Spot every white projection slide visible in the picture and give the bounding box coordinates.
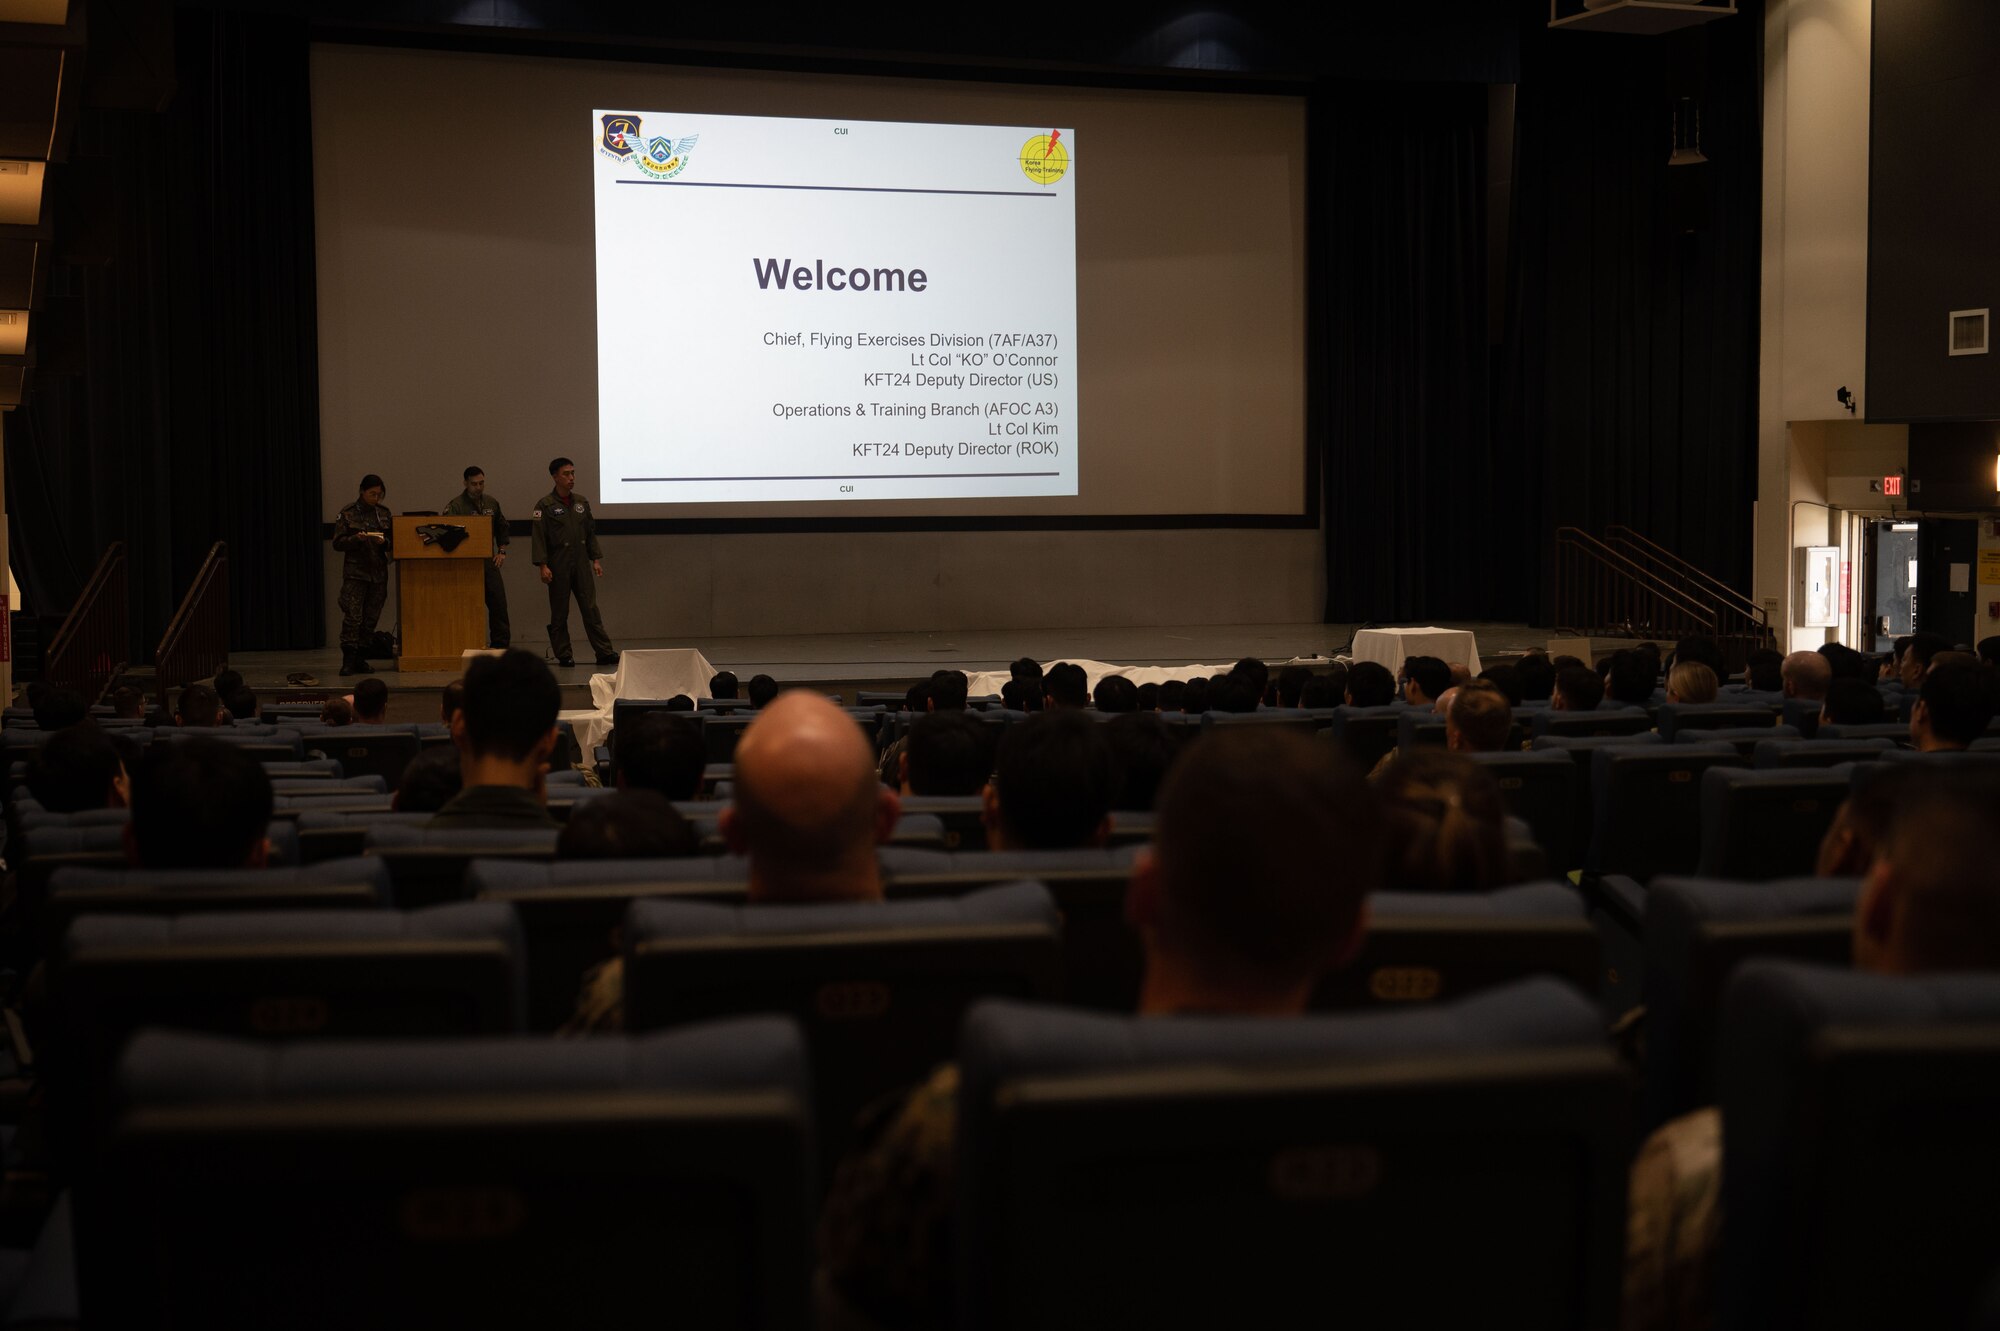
[591,110,1078,505]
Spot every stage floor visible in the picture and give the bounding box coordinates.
[228,620,1564,697]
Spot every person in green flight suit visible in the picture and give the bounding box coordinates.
[530,456,618,669]
[331,473,394,676]
[443,465,511,649]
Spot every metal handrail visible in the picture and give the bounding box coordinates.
[154,541,231,702]
[1554,527,1719,644]
[42,543,130,704]
[1605,525,1767,627]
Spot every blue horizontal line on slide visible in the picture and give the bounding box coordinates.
[617,180,1055,198]
[622,472,1062,481]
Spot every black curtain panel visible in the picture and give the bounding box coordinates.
[1318,81,1502,624]
[1496,1,1764,620]
[7,6,323,651]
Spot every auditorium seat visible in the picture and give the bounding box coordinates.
[1529,707,1653,740]
[622,882,1060,1164]
[19,821,302,914]
[363,825,559,908]
[469,857,753,1029]
[1695,766,1850,879]
[698,714,756,764]
[43,854,388,948]
[1327,705,1403,770]
[1396,708,1446,751]
[293,810,430,861]
[1469,750,1578,871]
[1779,696,1823,736]
[894,795,985,851]
[881,846,1143,1008]
[272,791,396,815]
[1104,809,1154,848]
[1313,883,1599,1010]
[294,724,421,786]
[1502,816,1550,883]
[51,902,527,1146]
[1640,877,1858,1128]
[1753,737,1894,769]
[1586,742,1745,881]
[1201,709,1326,737]
[1718,963,2000,1331]
[1654,704,1778,742]
[259,758,346,780]
[1870,746,2000,773]
[81,1020,815,1328]
[152,729,305,762]
[1673,724,1801,759]
[269,775,387,796]
[1813,721,1909,743]
[954,980,1629,1329]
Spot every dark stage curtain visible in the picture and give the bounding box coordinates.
[1496,3,1764,619]
[8,6,324,653]
[1317,82,1499,624]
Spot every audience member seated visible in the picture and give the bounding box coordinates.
[747,673,779,709]
[1135,681,1160,711]
[1672,636,1724,675]
[1477,663,1525,707]
[213,668,244,700]
[1156,679,1186,713]
[999,679,1039,712]
[126,737,273,870]
[1008,657,1043,696]
[928,670,968,712]
[26,725,130,813]
[1105,711,1177,810]
[1606,651,1658,707]
[566,691,901,1033]
[428,649,562,830]
[351,677,389,724]
[1665,661,1719,706]
[615,712,706,801]
[1552,665,1607,712]
[1551,654,1586,672]
[1181,678,1211,715]
[1346,661,1397,708]
[1516,652,1556,703]
[1447,661,1473,689]
[1881,636,1912,683]
[1444,681,1512,753]
[1042,662,1090,710]
[391,745,464,814]
[983,710,1112,850]
[1814,765,1918,878]
[1779,650,1832,704]
[1092,675,1139,714]
[820,726,1384,1328]
[1820,677,1886,727]
[1979,635,2000,670]
[709,670,740,700]
[1910,662,1998,753]
[174,683,225,729]
[665,694,694,712]
[1400,656,1451,708]
[1275,665,1312,708]
[318,697,355,727]
[900,712,994,798]
[1625,768,2000,1330]
[224,685,258,725]
[557,789,696,859]
[721,691,900,902]
[1300,673,1342,709]
[1899,631,1952,688]
[1375,749,1508,893]
[1741,649,1784,694]
[108,685,146,721]
[440,678,465,725]
[1211,675,1260,713]
[1817,641,1869,682]
[1232,657,1270,701]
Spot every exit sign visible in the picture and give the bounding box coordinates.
[1883,475,1903,496]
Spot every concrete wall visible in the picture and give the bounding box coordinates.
[324,525,1326,650]
[1757,0,1876,642]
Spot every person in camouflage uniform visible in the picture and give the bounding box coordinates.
[443,465,511,648]
[531,456,616,668]
[331,473,393,676]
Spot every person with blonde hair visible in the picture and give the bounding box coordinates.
[1375,749,1509,893]
[1665,660,1718,705]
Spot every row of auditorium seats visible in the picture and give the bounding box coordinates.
[31,949,2000,1328]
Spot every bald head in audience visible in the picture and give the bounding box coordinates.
[721,691,900,903]
[1444,682,1512,753]
[1780,650,1832,702]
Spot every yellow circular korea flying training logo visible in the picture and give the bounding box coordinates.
[1019,131,1069,185]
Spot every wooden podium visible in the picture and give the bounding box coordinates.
[394,515,493,672]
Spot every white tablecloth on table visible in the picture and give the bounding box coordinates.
[1347,627,1482,676]
[559,647,717,754]
[965,659,1241,698]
